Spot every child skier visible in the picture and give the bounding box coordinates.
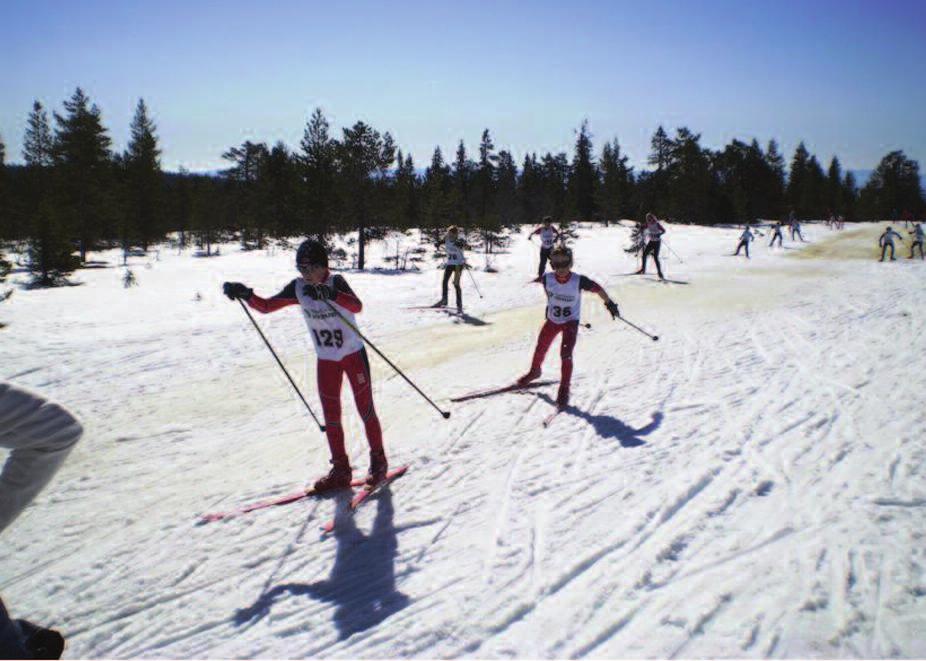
[909,223,924,259]
[879,226,904,261]
[636,213,666,279]
[222,239,388,489]
[516,246,620,409]
[529,216,561,278]
[434,225,466,311]
[734,225,754,258]
[769,221,784,248]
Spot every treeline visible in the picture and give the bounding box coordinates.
[0,87,923,285]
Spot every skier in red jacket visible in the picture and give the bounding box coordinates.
[223,239,387,490]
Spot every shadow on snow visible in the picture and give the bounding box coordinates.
[536,393,662,447]
[234,489,409,640]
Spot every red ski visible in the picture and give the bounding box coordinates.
[450,379,558,403]
[320,465,409,535]
[197,478,368,525]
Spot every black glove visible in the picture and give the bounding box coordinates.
[223,282,253,301]
[303,283,334,301]
[605,300,620,319]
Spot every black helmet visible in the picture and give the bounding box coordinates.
[549,245,573,268]
[296,239,327,269]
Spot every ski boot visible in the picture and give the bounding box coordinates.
[313,458,352,492]
[366,449,388,487]
[516,367,541,387]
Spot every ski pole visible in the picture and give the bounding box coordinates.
[236,299,325,431]
[617,315,659,342]
[465,265,484,299]
[662,239,684,264]
[322,300,451,420]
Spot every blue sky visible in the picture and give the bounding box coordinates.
[2,0,924,173]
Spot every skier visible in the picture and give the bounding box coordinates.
[516,246,620,409]
[909,223,924,259]
[769,221,784,248]
[793,218,806,242]
[788,211,797,240]
[434,225,465,311]
[222,239,388,489]
[734,225,754,258]
[878,226,903,261]
[0,381,81,659]
[528,216,561,279]
[636,213,666,280]
[0,381,83,534]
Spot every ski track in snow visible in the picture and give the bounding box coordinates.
[2,222,926,658]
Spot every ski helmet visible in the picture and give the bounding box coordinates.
[549,245,573,268]
[295,239,328,269]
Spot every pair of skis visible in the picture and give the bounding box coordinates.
[450,378,565,426]
[197,465,409,533]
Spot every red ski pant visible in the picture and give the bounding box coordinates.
[530,319,578,389]
[317,348,384,464]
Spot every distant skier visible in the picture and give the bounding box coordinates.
[769,221,784,248]
[793,219,806,242]
[222,239,389,489]
[517,246,620,409]
[909,223,924,260]
[434,225,465,311]
[788,211,798,240]
[734,226,754,258]
[529,216,561,279]
[636,213,666,280]
[879,226,903,261]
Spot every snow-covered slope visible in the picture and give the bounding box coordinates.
[2,222,924,659]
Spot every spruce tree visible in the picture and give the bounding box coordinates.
[666,127,714,222]
[647,125,672,215]
[473,129,499,248]
[452,140,474,228]
[786,142,810,217]
[53,88,114,263]
[826,156,843,217]
[222,140,269,248]
[422,146,452,244]
[569,120,597,222]
[518,153,544,224]
[24,101,54,167]
[124,99,163,253]
[765,140,786,217]
[597,139,634,224]
[842,171,858,220]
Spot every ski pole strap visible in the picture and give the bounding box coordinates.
[617,315,659,342]
[322,300,451,420]
[237,299,326,431]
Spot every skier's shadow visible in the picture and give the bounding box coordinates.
[445,310,490,326]
[537,394,662,447]
[234,490,409,639]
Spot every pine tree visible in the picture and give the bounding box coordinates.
[472,129,499,248]
[803,155,827,219]
[24,101,54,167]
[786,142,810,217]
[53,87,114,263]
[765,140,786,217]
[299,107,338,238]
[826,156,843,217]
[335,121,395,269]
[422,146,452,243]
[859,151,924,220]
[123,99,163,253]
[597,139,634,224]
[222,140,269,248]
[569,120,597,222]
[666,127,714,222]
[647,125,672,215]
[518,153,544,224]
[451,140,474,228]
[842,171,858,220]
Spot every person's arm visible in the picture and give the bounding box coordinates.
[331,275,363,313]
[247,280,299,313]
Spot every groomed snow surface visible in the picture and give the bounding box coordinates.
[2,221,925,659]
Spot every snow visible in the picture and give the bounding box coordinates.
[2,221,925,659]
